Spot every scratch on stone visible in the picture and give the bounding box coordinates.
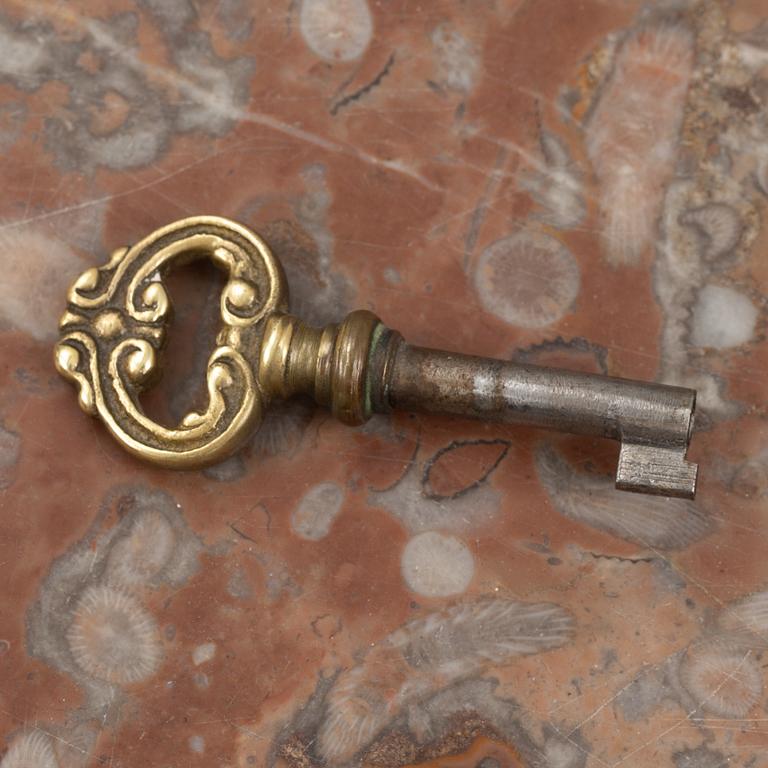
[18,1,441,194]
[463,146,508,270]
[0,147,237,233]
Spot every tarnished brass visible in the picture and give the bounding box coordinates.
[55,216,287,468]
[56,216,699,497]
[258,310,381,424]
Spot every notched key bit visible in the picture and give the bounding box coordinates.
[55,216,698,498]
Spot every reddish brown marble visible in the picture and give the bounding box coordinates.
[1,1,768,767]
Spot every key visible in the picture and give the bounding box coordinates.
[55,216,698,498]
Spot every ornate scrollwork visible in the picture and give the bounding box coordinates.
[55,216,288,467]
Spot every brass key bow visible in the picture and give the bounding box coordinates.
[55,216,698,498]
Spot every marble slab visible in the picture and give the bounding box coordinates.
[1,1,768,766]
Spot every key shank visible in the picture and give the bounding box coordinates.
[371,338,698,498]
[256,312,698,499]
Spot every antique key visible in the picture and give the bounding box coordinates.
[55,216,698,498]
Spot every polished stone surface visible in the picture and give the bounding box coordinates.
[1,1,768,766]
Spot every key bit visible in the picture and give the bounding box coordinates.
[55,216,698,498]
